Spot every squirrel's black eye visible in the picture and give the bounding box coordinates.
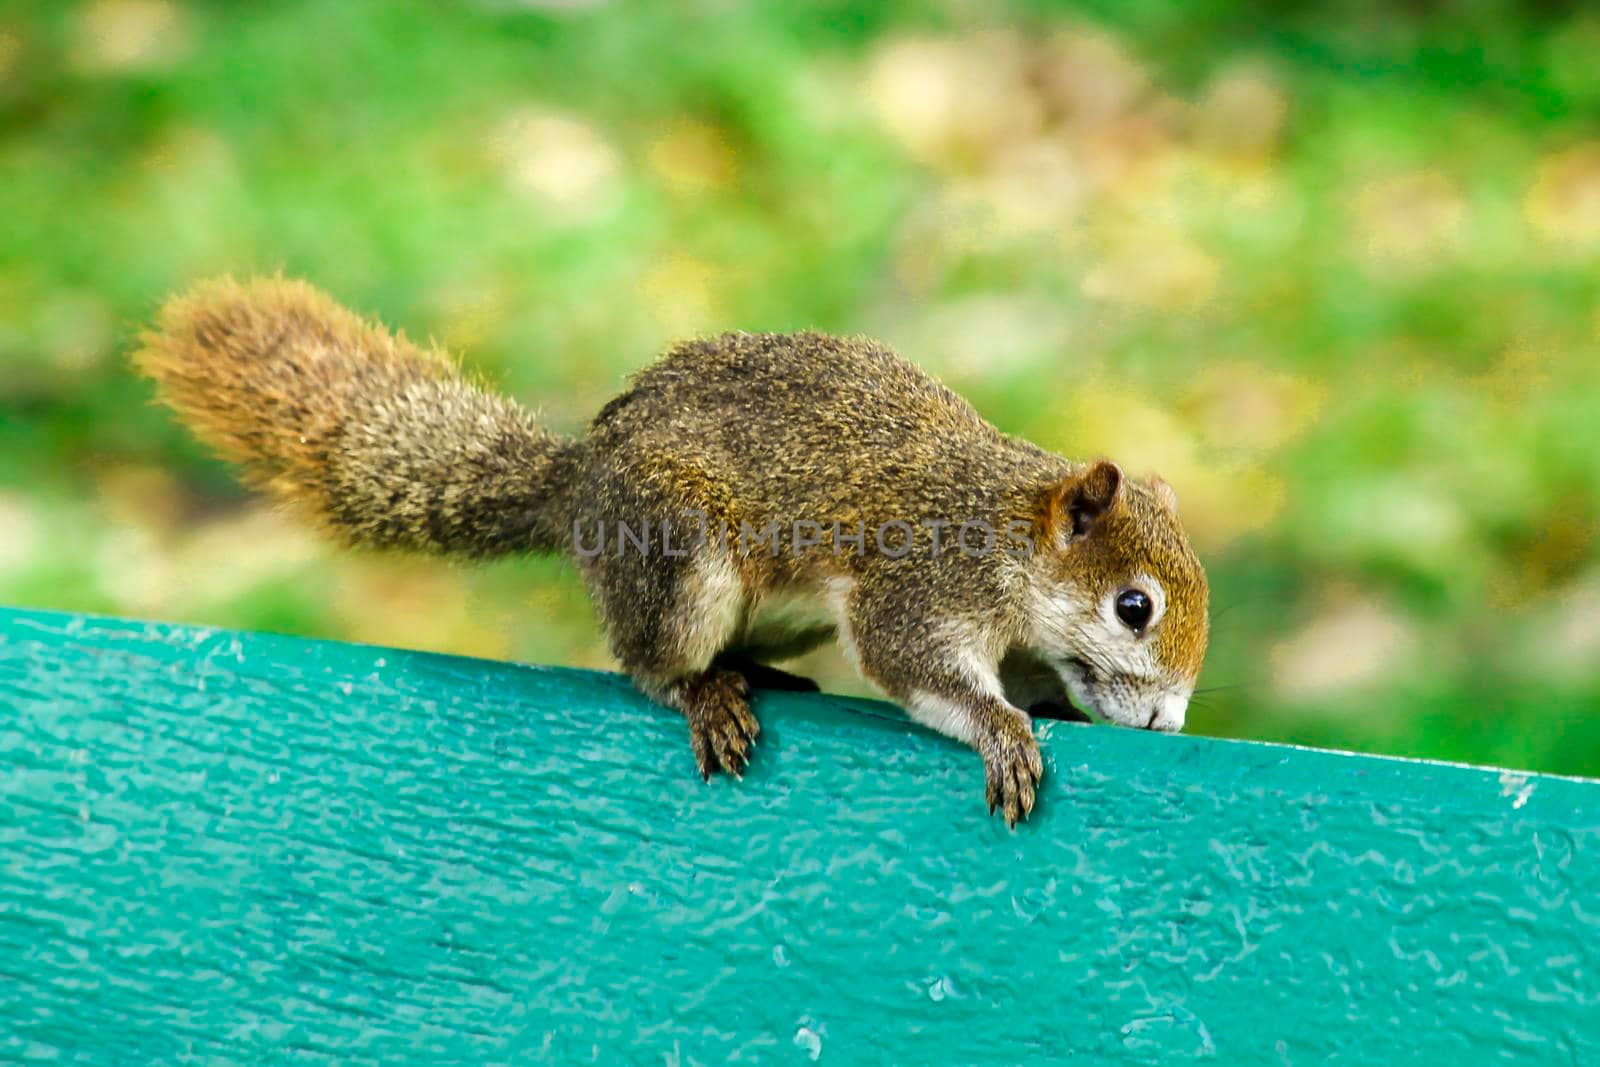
[1115,589,1152,632]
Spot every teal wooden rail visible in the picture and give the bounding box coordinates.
[3,606,1597,1064]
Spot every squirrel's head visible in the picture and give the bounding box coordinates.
[1022,460,1208,732]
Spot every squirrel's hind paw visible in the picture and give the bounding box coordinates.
[682,668,762,780]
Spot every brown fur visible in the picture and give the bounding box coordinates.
[135,277,1210,826]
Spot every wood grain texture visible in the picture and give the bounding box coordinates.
[2,606,1597,1064]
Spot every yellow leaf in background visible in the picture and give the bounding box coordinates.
[863,33,1042,171]
[140,125,235,179]
[961,138,1088,239]
[647,120,737,197]
[1081,230,1219,309]
[1034,27,1150,130]
[639,254,722,340]
[1183,362,1325,453]
[335,558,509,661]
[95,524,174,616]
[430,276,513,356]
[96,465,187,536]
[0,28,20,83]
[1073,114,1179,198]
[1474,347,1556,404]
[1270,589,1422,703]
[180,507,324,606]
[36,290,115,374]
[888,293,1076,381]
[1353,170,1465,271]
[0,491,42,578]
[1193,61,1288,162]
[92,470,326,612]
[73,0,188,75]
[488,108,622,222]
[1527,143,1600,245]
[1510,577,1600,683]
[1487,511,1599,609]
[1031,381,1283,552]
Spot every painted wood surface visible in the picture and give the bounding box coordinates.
[3,607,1596,1064]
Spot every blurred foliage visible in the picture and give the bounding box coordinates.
[3,0,1599,775]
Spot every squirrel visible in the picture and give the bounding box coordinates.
[134,277,1209,826]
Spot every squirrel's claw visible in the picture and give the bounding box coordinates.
[691,728,717,782]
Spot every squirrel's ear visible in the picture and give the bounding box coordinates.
[1040,460,1123,544]
[1151,475,1179,513]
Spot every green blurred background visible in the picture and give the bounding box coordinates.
[3,0,1599,775]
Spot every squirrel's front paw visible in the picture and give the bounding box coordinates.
[682,668,762,780]
[980,712,1044,827]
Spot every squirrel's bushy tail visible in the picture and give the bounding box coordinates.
[134,277,578,557]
